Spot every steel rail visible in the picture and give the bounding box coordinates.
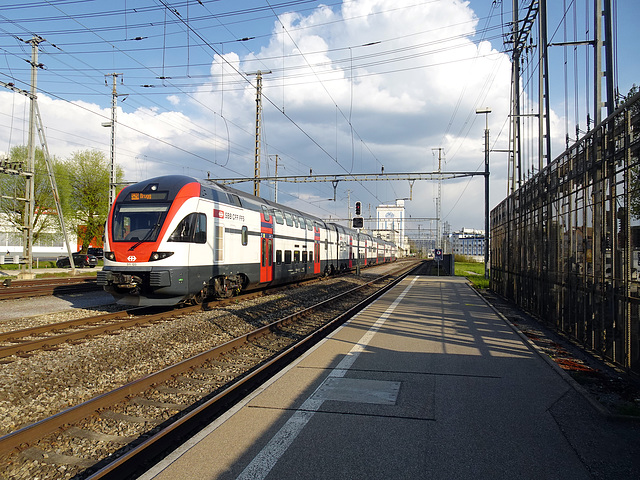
[0,271,345,359]
[0,309,177,359]
[86,264,417,479]
[0,263,416,461]
[0,308,145,343]
[0,278,100,300]
[0,277,96,288]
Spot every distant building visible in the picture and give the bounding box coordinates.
[375,200,405,250]
[0,212,91,261]
[450,227,485,261]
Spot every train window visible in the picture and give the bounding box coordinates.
[241,226,248,246]
[168,213,207,244]
[276,250,282,265]
[306,219,313,231]
[284,212,294,227]
[194,214,207,243]
[298,216,305,229]
[309,251,313,263]
[325,238,328,250]
[284,250,292,264]
[261,206,270,222]
[228,194,242,207]
[294,250,300,263]
[293,216,299,228]
[302,251,307,263]
[214,226,224,261]
[272,209,284,225]
[113,204,169,242]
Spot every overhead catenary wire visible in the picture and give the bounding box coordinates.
[2,0,356,214]
[0,0,500,232]
[4,0,609,234]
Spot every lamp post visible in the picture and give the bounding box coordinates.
[476,108,491,280]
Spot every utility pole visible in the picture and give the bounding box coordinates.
[270,154,279,203]
[538,0,551,170]
[511,0,522,190]
[34,101,76,275]
[432,148,444,250]
[602,0,615,114]
[593,0,603,126]
[246,70,271,197]
[21,36,44,279]
[103,73,123,212]
[20,36,76,277]
[476,108,491,280]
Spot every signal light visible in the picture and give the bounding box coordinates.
[355,201,361,216]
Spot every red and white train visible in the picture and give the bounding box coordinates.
[98,175,397,306]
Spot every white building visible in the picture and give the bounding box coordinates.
[450,227,485,261]
[375,200,405,250]
[0,212,78,261]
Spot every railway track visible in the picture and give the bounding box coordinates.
[0,273,343,361]
[0,277,100,300]
[0,261,419,479]
[0,307,167,360]
[0,263,395,360]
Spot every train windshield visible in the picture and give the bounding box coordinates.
[112,204,170,242]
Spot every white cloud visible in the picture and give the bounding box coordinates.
[0,0,517,231]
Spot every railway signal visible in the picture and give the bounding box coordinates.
[353,201,363,228]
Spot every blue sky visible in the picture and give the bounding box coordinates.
[1,0,638,234]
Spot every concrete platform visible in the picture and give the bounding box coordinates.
[140,276,632,480]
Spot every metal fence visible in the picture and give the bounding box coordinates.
[491,94,640,375]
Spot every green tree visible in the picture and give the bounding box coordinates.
[65,150,123,251]
[0,145,67,245]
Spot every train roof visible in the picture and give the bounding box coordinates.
[120,175,395,246]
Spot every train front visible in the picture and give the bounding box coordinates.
[97,175,200,306]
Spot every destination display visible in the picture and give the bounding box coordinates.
[128,191,168,201]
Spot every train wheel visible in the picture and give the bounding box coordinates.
[191,288,206,305]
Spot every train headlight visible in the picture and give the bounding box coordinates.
[149,251,174,262]
[104,251,116,261]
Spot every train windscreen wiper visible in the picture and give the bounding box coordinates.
[128,223,160,251]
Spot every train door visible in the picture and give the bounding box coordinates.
[363,238,368,266]
[314,223,321,274]
[260,206,273,283]
[178,202,213,291]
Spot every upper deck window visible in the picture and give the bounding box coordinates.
[272,209,284,225]
[261,206,270,222]
[228,194,242,207]
[284,212,294,227]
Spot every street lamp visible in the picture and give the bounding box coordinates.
[476,107,491,280]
